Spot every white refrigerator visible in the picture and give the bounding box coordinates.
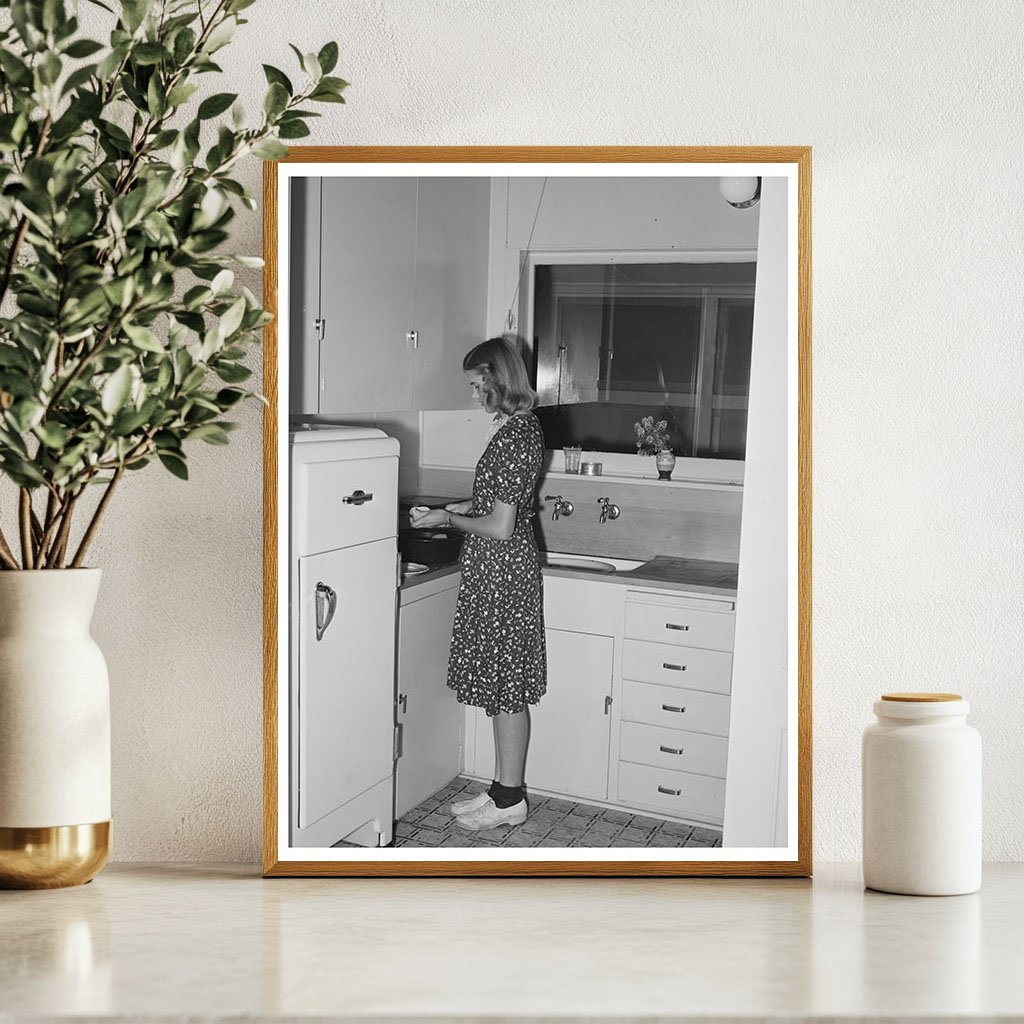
[289,426,399,848]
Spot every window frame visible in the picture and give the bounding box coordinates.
[521,249,757,479]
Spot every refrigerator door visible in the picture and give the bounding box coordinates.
[297,538,397,831]
[293,454,398,558]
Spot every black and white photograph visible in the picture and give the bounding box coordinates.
[265,150,810,875]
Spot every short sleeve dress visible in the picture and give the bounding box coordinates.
[447,412,547,717]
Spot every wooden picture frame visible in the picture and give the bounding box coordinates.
[262,147,812,877]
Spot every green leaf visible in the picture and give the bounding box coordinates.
[123,321,164,353]
[198,91,237,119]
[38,51,63,86]
[112,405,151,435]
[213,362,251,383]
[264,82,289,118]
[217,296,246,339]
[147,74,166,118]
[319,75,349,92]
[277,120,310,140]
[262,64,293,94]
[34,421,71,449]
[166,82,199,107]
[203,15,236,53]
[158,451,188,479]
[173,26,196,65]
[0,50,33,87]
[63,38,104,58]
[309,87,346,104]
[317,41,339,75]
[132,42,169,66]
[300,51,321,81]
[226,0,257,11]
[189,423,230,445]
[101,365,133,415]
[9,399,46,432]
[250,138,288,160]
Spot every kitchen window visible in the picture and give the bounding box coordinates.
[525,256,756,459]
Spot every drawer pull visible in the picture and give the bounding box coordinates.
[661,703,687,714]
[342,489,373,505]
[662,662,686,672]
[659,744,684,755]
[657,785,682,796]
[666,623,690,631]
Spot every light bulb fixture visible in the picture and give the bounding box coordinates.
[719,176,761,209]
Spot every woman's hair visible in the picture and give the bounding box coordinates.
[462,337,537,415]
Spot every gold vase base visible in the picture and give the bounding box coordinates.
[0,821,111,889]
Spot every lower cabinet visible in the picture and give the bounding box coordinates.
[463,575,737,829]
[472,628,613,802]
[395,575,463,819]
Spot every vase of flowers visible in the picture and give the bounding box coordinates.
[634,415,675,479]
[0,0,345,887]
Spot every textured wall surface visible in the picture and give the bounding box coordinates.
[18,1,1021,862]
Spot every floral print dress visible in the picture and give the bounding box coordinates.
[447,412,547,717]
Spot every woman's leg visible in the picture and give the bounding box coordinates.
[492,709,530,787]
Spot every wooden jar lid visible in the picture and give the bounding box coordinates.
[881,692,962,702]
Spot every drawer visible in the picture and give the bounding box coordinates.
[619,721,729,778]
[294,455,397,556]
[617,761,726,824]
[622,639,732,694]
[620,679,730,736]
[624,598,735,652]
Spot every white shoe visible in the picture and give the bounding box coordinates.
[456,799,528,831]
[449,791,493,816]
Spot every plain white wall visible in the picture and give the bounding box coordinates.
[22,0,1020,862]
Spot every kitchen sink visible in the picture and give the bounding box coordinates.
[540,554,617,574]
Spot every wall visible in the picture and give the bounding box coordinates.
[21,1,1020,863]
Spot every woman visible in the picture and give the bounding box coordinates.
[409,337,546,831]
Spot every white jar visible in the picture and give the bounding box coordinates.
[862,693,981,895]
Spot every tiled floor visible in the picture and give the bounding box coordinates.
[391,775,723,849]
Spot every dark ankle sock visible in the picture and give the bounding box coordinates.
[489,783,524,809]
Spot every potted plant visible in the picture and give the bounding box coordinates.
[0,0,345,888]
[633,414,675,479]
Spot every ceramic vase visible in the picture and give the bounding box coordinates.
[655,450,676,480]
[0,569,111,888]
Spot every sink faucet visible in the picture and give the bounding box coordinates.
[544,494,574,521]
[597,496,620,524]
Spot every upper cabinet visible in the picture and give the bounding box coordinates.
[290,176,490,416]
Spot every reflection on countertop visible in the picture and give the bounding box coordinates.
[400,554,738,600]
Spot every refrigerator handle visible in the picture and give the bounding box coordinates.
[315,581,337,641]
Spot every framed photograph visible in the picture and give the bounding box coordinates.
[262,147,811,877]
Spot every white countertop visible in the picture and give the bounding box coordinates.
[2,863,1021,1019]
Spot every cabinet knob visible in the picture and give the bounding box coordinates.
[657,785,682,797]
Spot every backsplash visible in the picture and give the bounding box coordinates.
[417,467,742,563]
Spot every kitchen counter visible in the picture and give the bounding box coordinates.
[2,862,1020,1019]
[403,554,739,600]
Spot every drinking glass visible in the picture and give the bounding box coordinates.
[563,446,582,473]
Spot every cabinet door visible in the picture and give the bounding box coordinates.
[411,177,490,410]
[319,177,416,414]
[396,583,462,818]
[471,628,613,803]
[296,540,397,829]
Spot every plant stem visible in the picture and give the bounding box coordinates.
[0,527,20,570]
[18,489,34,570]
[70,466,124,568]
[45,493,78,569]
